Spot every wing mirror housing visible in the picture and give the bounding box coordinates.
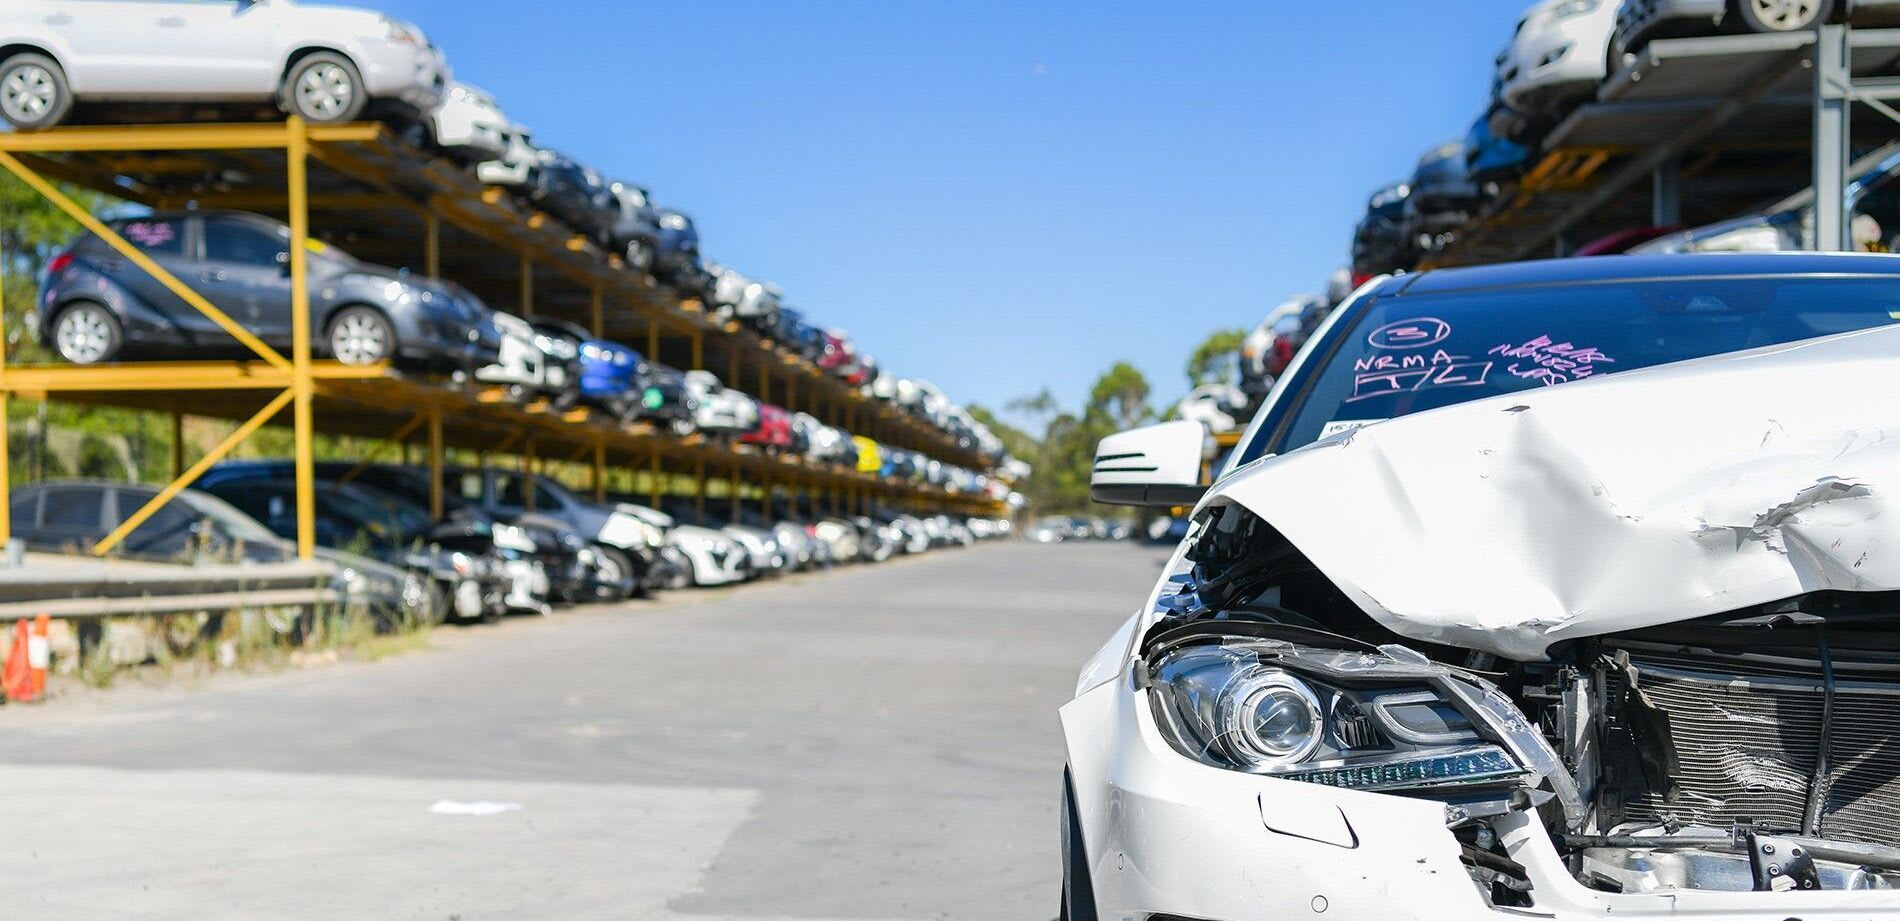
[1090,420,1208,508]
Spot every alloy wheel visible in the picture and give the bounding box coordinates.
[330,312,389,364]
[1,64,54,124]
[1748,0,1821,29]
[296,63,356,119]
[55,305,115,364]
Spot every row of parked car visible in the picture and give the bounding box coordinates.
[1348,0,1900,279]
[33,211,1006,502]
[7,466,1015,629]
[0,0,1019,476]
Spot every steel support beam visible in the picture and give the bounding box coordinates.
[94,389,293,556]
[428,409,444,519]
[425,212,440,279]
[288,116,316,560]
[520,253,534,317]
[1652,158,1681,226]
[1815,22,1851,252]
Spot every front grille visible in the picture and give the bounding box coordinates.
[1612,652,1900,848]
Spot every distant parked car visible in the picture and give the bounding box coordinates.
[528,149,615,244]
[38,211,494,370]
[1239,294,1329,405]
[447,468,659,600]
[198,476,519,620]
[1351,182,1415,283]
[475,124,539,187]
[1495,0,1621,135]
[532,320,642,421]
[474,309,557,401]
[652,209,703,291]
[636,361,696,435]
[771,306,826,363]
[606,181,661,272]
[426,82,507,163]
[853,436,882,474]
[1572,224,1687,255]
[6,480,432,625]
[1406,140,1483,242]
[0,1,449,129]
[1634,146,1900,254]
[741,402,794,452]
[1465,103,1532,185]
[1615,0,1900,58]
[1173,383,1251,435]
[683,371,758,437]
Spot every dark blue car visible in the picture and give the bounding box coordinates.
[652,208,702,292]
[532,320,642,420]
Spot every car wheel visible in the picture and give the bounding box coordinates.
[670,416,696,437]
[591,545,634,602]
[1060,771,1099,921]
[52,302,122,365]
[1736,0,1834,32]
[281,52,368,123]
[666,555,695,590]
[326,306,396,365]
[0,53,73,130]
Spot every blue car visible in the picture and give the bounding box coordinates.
[1466,104,1529,186]
[531,319,643,421]
[653,208,703,292]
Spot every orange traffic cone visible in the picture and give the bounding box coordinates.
[3,620,33,702]
[2,616,48,703]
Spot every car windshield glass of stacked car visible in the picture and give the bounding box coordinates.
[1259,277,1900,458]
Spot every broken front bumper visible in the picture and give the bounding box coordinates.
[1058,673,1900,921]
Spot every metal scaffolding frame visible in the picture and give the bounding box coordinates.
[1430,25,1900,267]
[0,121,1001,560]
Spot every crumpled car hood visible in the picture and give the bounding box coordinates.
[1215,325,1900,661]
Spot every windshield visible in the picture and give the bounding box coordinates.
[1239,275,1900,464]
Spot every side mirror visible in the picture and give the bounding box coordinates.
[1090,420,1208,508]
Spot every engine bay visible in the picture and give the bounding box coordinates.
[1145,501,1900,902]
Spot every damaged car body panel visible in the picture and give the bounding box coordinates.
[1063,254,1900,921]
[1216,323,1900,661]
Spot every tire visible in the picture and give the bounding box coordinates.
[326,306,396,365]
[590,545,635,602]
[0,53,73,129]
[670,416,696,438]
[1060,771,1099,921]
[1735,0,1834,32]
[672,555,697,589]
[280,52,368,123]
[52,302,122,365]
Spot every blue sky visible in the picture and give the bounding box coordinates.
[373,0,1529,429]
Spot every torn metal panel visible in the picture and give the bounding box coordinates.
[1214,325,1900,661]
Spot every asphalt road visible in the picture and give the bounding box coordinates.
[0,539,1165,921]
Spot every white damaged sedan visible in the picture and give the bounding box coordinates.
[1065,253,1900,920]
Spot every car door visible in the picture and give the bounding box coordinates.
[30,484,107,551]
[42,0,274,97]
[199,214,294,345]
[144,0,280,96]
[98,215,207,338]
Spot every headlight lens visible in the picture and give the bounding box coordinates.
[1551,0,1600,17]
[1148,642,1525,792]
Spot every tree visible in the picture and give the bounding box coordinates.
[1086,361,1153,431]
[1185,328,1246,387]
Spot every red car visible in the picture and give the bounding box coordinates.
[741,402,794,451]
[817,329,857,375]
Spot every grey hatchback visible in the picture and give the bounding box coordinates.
[37,210,498,371]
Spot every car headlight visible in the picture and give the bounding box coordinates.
[1551,0,1600,17]
[491,523,536,553]
[599,512,646,549]
[450,551,477,577]
[383,17,426,46]
[1147,641,1525,792]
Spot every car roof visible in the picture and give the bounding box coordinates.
[1385,252,1900,297]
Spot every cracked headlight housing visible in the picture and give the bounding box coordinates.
[1148,642,1525,792]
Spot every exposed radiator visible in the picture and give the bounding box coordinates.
[1609,651,1900,849]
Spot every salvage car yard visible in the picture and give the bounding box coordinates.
[10,1,1900,919]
